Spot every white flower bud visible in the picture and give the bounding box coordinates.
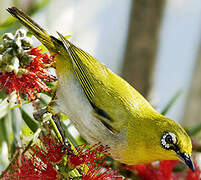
[14,38,22,49]
[7,65,14,72]
[15,29,27,38]
[11,56,19,74]
[3,40,12,49]
[17,68,29,77]
[2,48,13,62]
[21,54,32,65]
[0,44,4,54]
[21,37,33,49]
[0,55,3,66]
[2,33,14,41]
[16,47,24,58]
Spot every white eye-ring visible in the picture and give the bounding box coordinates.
[161,132,177,149]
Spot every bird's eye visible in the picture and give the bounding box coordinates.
[165,134,173,144]
[161,132,177,150]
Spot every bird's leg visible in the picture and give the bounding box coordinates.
[33,91,57,121]
[33,107,48,121]
[48,93,72,152]
[51,114,71,152]
[33,92,71,151]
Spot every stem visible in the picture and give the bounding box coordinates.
[49,116,64,144]
[9,100,30,110]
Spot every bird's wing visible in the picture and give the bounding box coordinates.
[57,32,116,132]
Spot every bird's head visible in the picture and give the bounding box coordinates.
[122,111,194,172]
[155,114,194,171]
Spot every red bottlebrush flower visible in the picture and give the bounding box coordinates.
[158,160,179,179]
[6,154,39,179]
[133,160,179,180]
[0,31,57,103]
[30,132,67,164]
[67,143,122,179]
[68,143,108,169]
[186,161,201,180]
[5,153,59,180]
[0,47,56,103]
[82,160,122,180]
[5,132,66,179]
[127,159,201,180]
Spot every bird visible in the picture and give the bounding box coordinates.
[7,7,194,171]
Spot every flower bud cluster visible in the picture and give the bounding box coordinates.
[0,29,56,103]
[0,29,33,76]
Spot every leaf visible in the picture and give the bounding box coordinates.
[61,121,78,147]
[39,96,48,106]
[21,125,34,137]
[0,16,16,29]
[10,109,20,156]
[188,123,201,136]
[64,35,72,39]
[19,107,39,133]
[0,89,7,100]
[37,43,48,52]
[0,115,9,145]
[0,98,9,119]
[161,90,181,115]
[9,100,30,111]
[76,136,87,145]
[27,0,52,15]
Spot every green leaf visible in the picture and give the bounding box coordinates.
[0,16,16,29]
[64,35,72,39]
[0,115,9,145]
[161,90,181,115]
[27,0,52,15]
[0,98,9,119]
[0,89,7,100]
[39,96,48,106]
[19,107,39,133]
[10,109,20,156]
[9,100,31,111]
[21,125,34,137]
[61,121,78,147]
[37,43,48,52]
[76,136,87,145]
[188,123,201,136]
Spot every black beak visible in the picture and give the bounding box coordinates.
[178,152,195,172]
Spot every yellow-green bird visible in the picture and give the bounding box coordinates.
[7,7,194,171]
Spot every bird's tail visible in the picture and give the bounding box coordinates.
[7,7,55,51]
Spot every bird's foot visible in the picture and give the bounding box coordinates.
[33,107,48,121]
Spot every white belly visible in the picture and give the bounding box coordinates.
[55,72,126,157]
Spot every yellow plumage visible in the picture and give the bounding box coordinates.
[7,7,194,171]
